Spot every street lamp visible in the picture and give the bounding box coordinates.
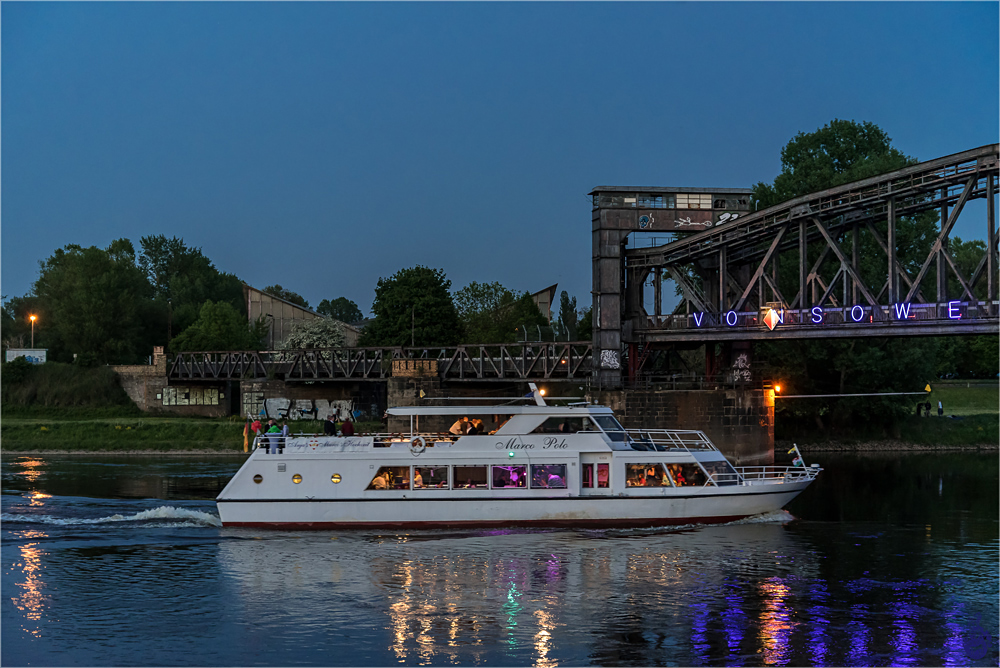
[29,315,37,348]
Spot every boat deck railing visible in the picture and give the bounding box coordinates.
[731,465,822,484]
[625,429,719,453]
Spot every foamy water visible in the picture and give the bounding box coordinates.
[1,505,222,527]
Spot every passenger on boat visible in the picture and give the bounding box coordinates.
[266,420,281,454]
[324,415,337,436]
[371,472,388,489]
[449,417,469,436]
[341,417,355,436]
[413,470,424,488]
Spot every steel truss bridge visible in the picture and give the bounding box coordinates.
[625,144,999,345]
[168,342,594,383]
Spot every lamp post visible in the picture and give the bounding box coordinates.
[29,315,37,348]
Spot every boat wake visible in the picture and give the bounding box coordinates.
[1,506,223,528]
[731,509,796,524]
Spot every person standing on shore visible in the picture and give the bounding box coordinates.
[938,401,944,417]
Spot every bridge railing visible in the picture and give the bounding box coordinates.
[168,342,594,382]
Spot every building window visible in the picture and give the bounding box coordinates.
[677,193,713,210]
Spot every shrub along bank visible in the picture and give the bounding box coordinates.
[0,415,385,453]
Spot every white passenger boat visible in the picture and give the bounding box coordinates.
[217,388,820,529]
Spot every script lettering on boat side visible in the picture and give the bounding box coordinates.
[495,436,569,450]
[541,437,569,449]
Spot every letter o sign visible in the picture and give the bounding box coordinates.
[850,305,864,322]
[725,311,738,327]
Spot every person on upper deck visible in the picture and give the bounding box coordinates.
[341,417,355,436]
[324,414,337,435]
[449,417,469,436]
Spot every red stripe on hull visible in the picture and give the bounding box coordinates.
[221,515,752,530]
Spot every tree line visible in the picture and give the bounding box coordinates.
[1,236,592,365]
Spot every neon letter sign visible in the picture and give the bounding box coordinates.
[850,305,864,322]
[892,303,912,319]
[693,312,704,327]
[810,306,823,324]
[725,310,738,326]
[948,301,962,319]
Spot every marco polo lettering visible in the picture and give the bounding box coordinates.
[496,438,534,450]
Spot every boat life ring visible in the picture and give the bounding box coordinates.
[409,436,427,456]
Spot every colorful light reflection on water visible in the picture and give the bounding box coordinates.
[1,453,997,667]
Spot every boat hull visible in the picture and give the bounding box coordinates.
[217,483,809,529]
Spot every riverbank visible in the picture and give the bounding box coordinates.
[0,412,384,453]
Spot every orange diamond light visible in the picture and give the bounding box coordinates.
[763,308,780,331]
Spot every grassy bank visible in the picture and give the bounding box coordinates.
[925,383,998,416]
[0,413,385,453]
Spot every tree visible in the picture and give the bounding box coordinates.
[263,285,309,309]
[751,120,915,209]
[453,281,546,344]
[557,291,578,340]
[749,120,946,431]
[280,318,346,349]
[33,240,152,364]
[170,301,267,352]
[577,307,593,340]
[316,297,363,323]
[359,266,462,347]
[138,235,245,341]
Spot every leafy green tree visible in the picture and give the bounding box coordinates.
[749,120,945,432]
[557,291,579,340]
[577,306,593,341]
[263,285,309,309]
[316,297,363,323]
[752,120,915,209]
[138,235,245,340]
[170,301,267,352]
[359,266,461,347]
[33,240,152,364]
[454,281,546,344]
[280,318,346,349]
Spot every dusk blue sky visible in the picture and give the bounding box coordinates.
[3,2,997,317]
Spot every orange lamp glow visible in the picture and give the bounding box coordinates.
[29,315,36,322]
[774,385,781,394]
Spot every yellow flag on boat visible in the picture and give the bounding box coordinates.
[788,447,797,454]
[925,384,932,392]
[243,422,249,453]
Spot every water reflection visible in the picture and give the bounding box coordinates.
[11,531,49,639]
[758,577,791,664]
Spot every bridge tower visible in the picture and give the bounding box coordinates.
[590,186,753,388]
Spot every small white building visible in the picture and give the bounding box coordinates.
[6,348,47,364]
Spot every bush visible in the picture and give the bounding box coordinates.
[3,356,35,383]
[1,362,134,408]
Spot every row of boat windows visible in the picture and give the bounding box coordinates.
[365,460,739,491]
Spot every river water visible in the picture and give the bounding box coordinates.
[2,451,997,667]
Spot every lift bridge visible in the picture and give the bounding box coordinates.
[169,145,997,388]
[592,144,999,386]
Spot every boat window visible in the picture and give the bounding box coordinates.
[625,463,671,487]
[491,465,526,489]
[582,464,594,488]
[699,461,739,486]
[530,417,598,434]
[453,465,488,489]
[593,415,628,442]
[597,463,609,488]
[366,466,411,491]
[665,463,708,487]
[531,464,567,489]
[413,466,449,489]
